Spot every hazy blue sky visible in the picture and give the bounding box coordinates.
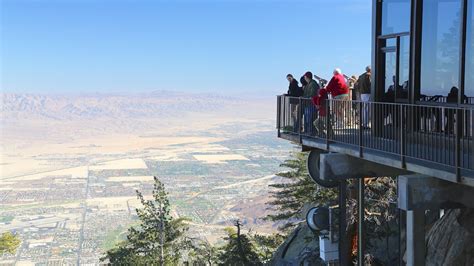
[1,0,372,95]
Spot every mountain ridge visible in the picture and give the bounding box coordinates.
[1,92,254,120]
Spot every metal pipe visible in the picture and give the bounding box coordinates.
[326,99,330,150]
[339,181,349,265]
[456,109,462,181]
[277,96,281,137]
[401,106,406,168]
[359,101,364,157]
[299,97,302,143]
[358,178,365,266]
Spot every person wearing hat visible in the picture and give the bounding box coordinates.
[302,71,320,134]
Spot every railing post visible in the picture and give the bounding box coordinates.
[455,108,462,182]
[282,95,286,135]
[400,105,406,169]
[299,97,302,144]
[359,101,363,158]
[326,99,330,150]
[277,96,281,137]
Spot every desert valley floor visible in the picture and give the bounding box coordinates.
[0,93,293,264]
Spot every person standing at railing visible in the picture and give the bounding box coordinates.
[302,71,320,134]
[299,75,308,131]
[348,75,358,100]
[300,75,308,89]
[445,87,468,134]
[286,74,303,97]
[303,71,320,98]
[326,68,349,126]
[312,87,331,136]
[355,66,372,129]
[286,74,303,132]
[348,75,359,126]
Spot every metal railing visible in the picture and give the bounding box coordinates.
[419,95,474,105]
[277,95,474,180]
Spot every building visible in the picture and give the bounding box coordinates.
[276,0,473,265]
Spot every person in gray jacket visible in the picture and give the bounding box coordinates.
[303,71,320,98]
[302,71,320,134]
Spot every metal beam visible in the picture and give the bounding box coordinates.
[319,153,409,180]
[371,0,382,102]
[301,138,474,186]
[459,0,468,104]
[398,174,474,210]
[456,0,468,181]
[410,0,423,104]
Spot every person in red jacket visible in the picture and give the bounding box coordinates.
[326,68,349,99]
[312,88,331,135]
[326,68,349,126]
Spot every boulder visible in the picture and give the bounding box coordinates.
[269,223,324,266]
[425,208,474,266]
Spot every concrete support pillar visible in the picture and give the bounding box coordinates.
[398,174,474,210]
[398,174,474,266]
[406,210,425,266]
[399,210,406,266]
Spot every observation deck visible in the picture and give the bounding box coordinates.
[276,96,474,186]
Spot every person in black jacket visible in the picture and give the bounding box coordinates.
[286,74,303,97]
[286,74,303,132]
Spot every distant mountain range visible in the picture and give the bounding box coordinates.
[1,91,248,121]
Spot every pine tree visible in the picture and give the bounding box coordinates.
[251,233,285,264]
[266,152,338,231]
[102,176,189,265]
[186,238,219,265]
[217,220,262,266]
[0,232,21,255]
[361,177,398,264]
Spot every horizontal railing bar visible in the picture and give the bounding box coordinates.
[281,95,474,110]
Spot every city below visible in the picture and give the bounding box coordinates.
[0,93,292,264]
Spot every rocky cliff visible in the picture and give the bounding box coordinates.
[426,208,474,266]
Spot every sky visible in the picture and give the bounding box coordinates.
[1,0,372,96]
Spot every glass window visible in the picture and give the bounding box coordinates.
[383,51,397,102]
[466,0,474,104]
[382,0,411,34]
[379,36,410,102]
[398,35,410,100]
[420,0,462,99]
[386,38,397,47]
